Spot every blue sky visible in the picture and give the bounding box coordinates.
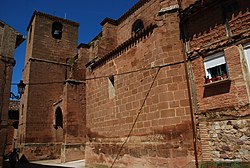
[0,0,138,95]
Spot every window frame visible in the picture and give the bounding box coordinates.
[108,75,115,99]
[243,43,250,73]
[204,52,229,83]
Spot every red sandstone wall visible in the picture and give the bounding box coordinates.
[85,1,195,167]
[116,0,198,45]
[19,12,79,160]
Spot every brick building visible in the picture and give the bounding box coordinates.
[18,0,250,167]
[0,20,25,166]
[182,0,250,166]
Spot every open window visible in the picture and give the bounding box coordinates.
[132,19,144,35]
[204,52,229,83]
[52,22,63,39]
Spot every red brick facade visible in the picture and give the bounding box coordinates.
[18,0,250,167]
[183,0,250,165]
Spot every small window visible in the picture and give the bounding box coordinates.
[52,22,63,39]
[20,134,22,144]
[108,75,115,99]
[29,25,32,43]
[204,52,229,83]
[244,43,250,73]
[21,104,24,116]
[132,19,144,34]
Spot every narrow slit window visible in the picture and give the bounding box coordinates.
[108,75,115,99]
[21,104,24,116]
[29,25,32,43]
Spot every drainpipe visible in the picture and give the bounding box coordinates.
[177,1,199,168]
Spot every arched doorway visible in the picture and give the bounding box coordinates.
[54,107,63,142]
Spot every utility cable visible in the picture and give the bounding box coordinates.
[110,67,161,168]
[11,60,184,86]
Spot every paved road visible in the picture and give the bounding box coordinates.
[3,159,85,168]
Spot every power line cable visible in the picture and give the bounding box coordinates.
[11,60,184,86]
[110,67,161,168]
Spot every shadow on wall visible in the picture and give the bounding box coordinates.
[185,0,250,41]
[203,80,231,97]
[3,154,73,168]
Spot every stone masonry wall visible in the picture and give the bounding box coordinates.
[85,1,196,167]
[19,12,79,161]
[206,119,250,161]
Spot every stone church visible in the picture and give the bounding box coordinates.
[18,0,250,167]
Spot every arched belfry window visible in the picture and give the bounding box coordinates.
[132,19,144,34]
[52,21,63,39]
[54,107,63,129]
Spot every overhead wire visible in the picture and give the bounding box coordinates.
[110,67,161,168]
[11,60,184,86]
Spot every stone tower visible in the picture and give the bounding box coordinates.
[18,11,81,161]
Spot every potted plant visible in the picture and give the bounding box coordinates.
[204,76,210,84]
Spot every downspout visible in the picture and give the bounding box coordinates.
[177,1,199,168]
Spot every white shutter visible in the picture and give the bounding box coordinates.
[244,43,250,73]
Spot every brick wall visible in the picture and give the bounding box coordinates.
[187,0,250,113]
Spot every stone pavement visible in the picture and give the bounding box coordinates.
[3,159,85,168]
